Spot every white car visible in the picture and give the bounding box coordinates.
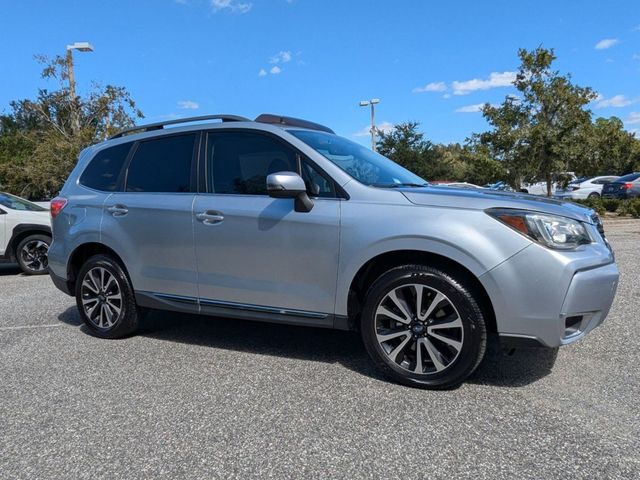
[520,172,577,196]
[0,192,52,274]
[554,176,620,200]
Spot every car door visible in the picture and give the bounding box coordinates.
[100,132,200,300]
[193,130,341,323]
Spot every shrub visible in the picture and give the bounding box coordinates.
[601,198,621,212]
[618,197,640,218]
[575,197,605,215]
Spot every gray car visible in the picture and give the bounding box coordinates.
[48,114,619,389]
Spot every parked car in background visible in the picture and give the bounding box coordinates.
[432,181,484,189]
[0,192,52,274]
[602,173,640,199]
[485,181,514,192]
[554,176,619,200]
[520,172,577,196]
[48,113,618,390]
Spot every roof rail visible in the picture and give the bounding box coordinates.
[255,114,334,134]
[108,114,251,140]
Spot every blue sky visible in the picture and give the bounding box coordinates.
[1,0,639,144]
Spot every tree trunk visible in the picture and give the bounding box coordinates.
[546,174,552,197]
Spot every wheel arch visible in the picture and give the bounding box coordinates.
[8,224,52,262]
[346,250,497,334]
[66,242,131,293]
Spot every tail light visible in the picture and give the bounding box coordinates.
[50,197,68,219]
[623,182,633,190]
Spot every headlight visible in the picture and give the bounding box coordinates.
[486,208,593,250]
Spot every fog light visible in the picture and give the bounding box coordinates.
[564,315,583,337]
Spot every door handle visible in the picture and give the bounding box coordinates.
[196,210,224,225]
[107,205,129,217]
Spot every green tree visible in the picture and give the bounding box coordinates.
[0,55,143,199]
[479,47,597,195]
[376,121,434,179]
[576,117,640,175]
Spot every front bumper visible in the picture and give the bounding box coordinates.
[480,240,619,348]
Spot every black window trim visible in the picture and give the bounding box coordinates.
[120,131,201,194]
[198,128,348,200]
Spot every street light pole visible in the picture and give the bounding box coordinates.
[359,98,380,151]
[65,42,94,134]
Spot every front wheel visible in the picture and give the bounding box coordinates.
[16,234,51,275]
[75,254,139,338]
[360,265,487,389]
[588,192,600,198]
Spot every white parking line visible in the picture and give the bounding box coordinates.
[0,324,63,331]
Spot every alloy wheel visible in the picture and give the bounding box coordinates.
[375,283,464,375]
[80,267,123,329]
[20,240,49,272]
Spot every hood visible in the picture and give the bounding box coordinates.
[400,186,597,224]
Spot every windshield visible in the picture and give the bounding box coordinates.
[289,130,427,187]
[0,192,47,212]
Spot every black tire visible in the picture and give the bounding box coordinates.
[16,234,51,275]
[360,265,487,389]
[588,192,600,198]
[75,254,139,339]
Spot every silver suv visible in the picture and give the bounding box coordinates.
[48,114,619,389]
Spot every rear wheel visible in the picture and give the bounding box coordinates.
[588,192,600,198]
[360,265,487,389]
[16,234,51,275]
[75,254,139,338]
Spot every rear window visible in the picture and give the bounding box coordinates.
[126,134,196,193]
[80,143,132,191]
[616,173,640,182]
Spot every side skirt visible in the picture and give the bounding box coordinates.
[135,291,350,330]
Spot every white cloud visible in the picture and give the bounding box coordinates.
[455,103,488,113]
[625,111,640,125]
[452,71,516,95]
[211,0,252,13]
[177,100,199,109]
[258,68,267,77]
[633,53,640,60]
[270,51,292,64]
[270,65,282,75]
[595,94,634,108]
[595,38,619,50]
[412,81,447,93]
[353,121,394,137]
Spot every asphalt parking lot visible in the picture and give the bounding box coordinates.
[1,220,639,479]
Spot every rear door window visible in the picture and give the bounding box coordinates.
[126,134,197,193]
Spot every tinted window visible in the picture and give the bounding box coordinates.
[80,143,132,191]
[617,173,640,183]
[207,132,297,195]
[126,134,196,193]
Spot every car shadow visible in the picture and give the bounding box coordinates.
[57,306,558,388]
[0,264,22,276]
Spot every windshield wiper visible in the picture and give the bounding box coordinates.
[372,182,429,188]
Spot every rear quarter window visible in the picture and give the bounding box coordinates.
[80,143,132,191]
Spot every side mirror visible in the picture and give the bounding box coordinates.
[266,171,314,213]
